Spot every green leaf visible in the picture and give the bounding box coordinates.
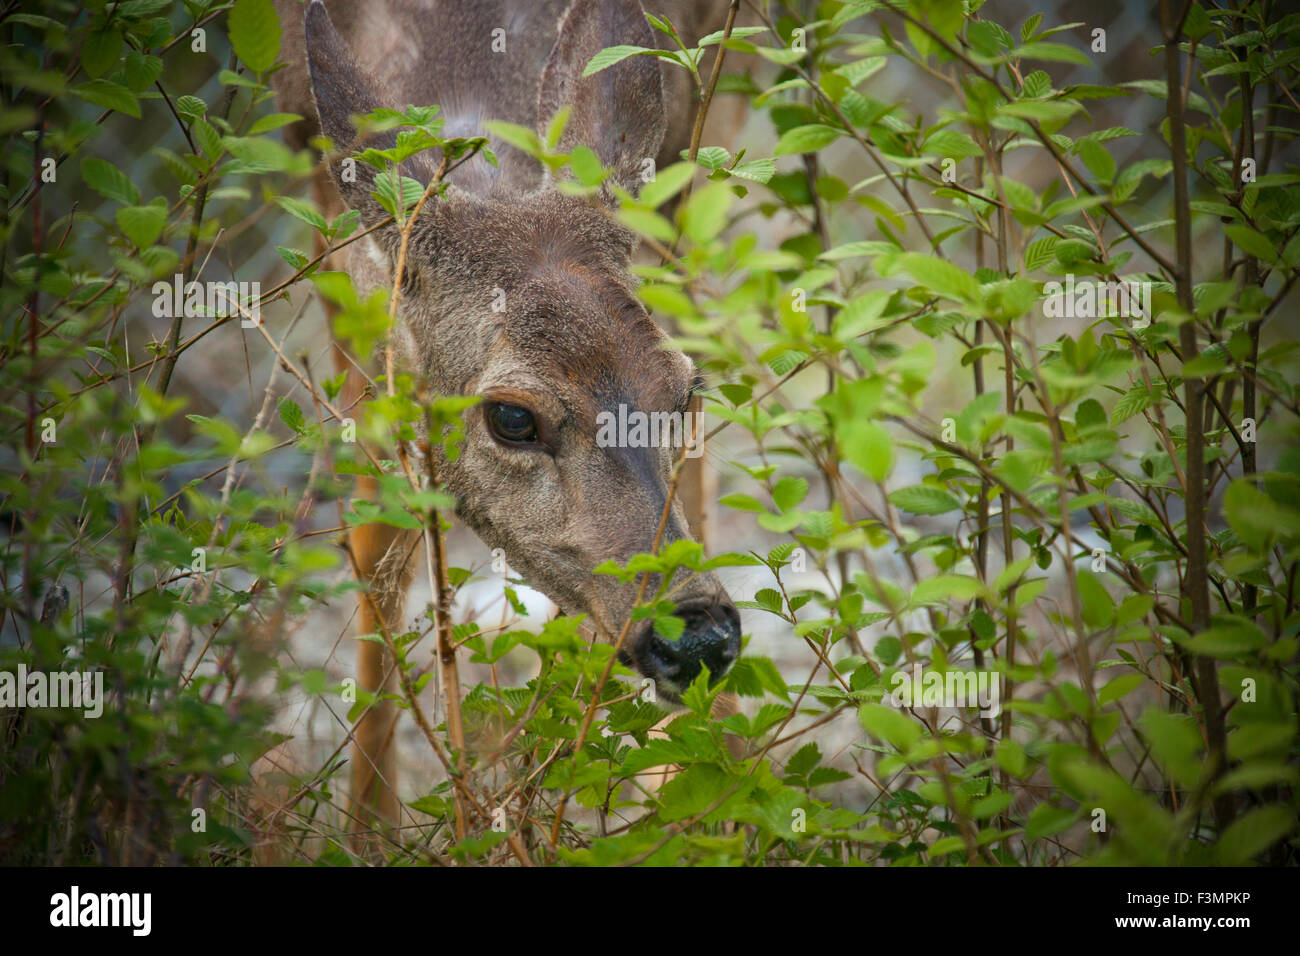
[841,420,893,481]
[222,134,294,173]
[116,202,168,249]
[729,159,775,183]
[229,0,281,73]
[773,124,841,156]
[82,157,140,205]
[889,485,961,515]
[681,182,732,243]
[70,79,140,118]
[996,738,1029,777]
[484,120,542,157]
[582,44,654,77]
[175,95,207,123]
[1216,806,1296,865]
[1025,804,1076,840]
[638,161,695,207]
[193,119,222,160]
[912,574,983,604]
[276,246,308,270]
[1225,480,1300,553]
[996,99,1080,126]
[719,493,766,514]
[1077,139,1115,182]
[886,252,980,304]
[1181,351,1227,379]
[1180,622,1266,659]
[1223,224,1280,264]
[569,145,605,186]
[723,656,790,701]
[772,475,808,512]
[1076,570,1115,628]
[859,703,921,751]
[81,27,123,79]
[1111,386,1156,426]
[924,128,982,158]
[123,52,164,92]
[1138,708,1203,788]
[275,195,328,232]
[1013,41,1090,65]
[1098,672,1144,707]
[278,397,306,434]
[927,836,966,857]
[694,146,730,170]
[653,614,685,642]
[248,112,302,135]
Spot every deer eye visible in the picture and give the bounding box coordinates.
[487,402,539,445]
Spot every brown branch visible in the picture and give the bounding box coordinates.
[1161,0,1231,832]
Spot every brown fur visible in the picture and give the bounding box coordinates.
[274,0,745,840]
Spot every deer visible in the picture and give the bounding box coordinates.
[272,0,746,837]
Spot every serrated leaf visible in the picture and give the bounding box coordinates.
[773,124,840,156]
[116,202,167,249]
[841,419,892,481]
[1077,138,1115,182]
[859,703,921,751]
[729,159,775,183]
[1076,570,1115,628]
[81,27,123,78]
[278,397,306,434]
[1014,41,1090,65]
[175,95,207,123]
[276,195,328,231]
[694,146,730,170]
[1025,236,1059,271]
[123,52,164,92]
[1223,224,1279,264]
[248,112,302,135]
[82,157,140,205]
[887,252,980,303]
[1098,672,1144,706]
[638,161,695,207]
[582,44,654,77]
[772,475,808,512]
[71,79,140,117]
[889,485,961,515]
[1225,480,1300,553]
[229,0,281,73]
[1110,386,1156,426]
[1216,806,1296,865]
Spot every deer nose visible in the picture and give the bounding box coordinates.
[636,599,741,694]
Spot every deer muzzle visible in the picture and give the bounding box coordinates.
[628,597,742,699]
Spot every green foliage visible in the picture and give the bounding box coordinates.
[1,0,1297,867]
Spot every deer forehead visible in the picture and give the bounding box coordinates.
[407,194,691,413]
[503,270,690,406]
[427,190,635,272]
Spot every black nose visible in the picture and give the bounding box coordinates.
[635,599,741,695]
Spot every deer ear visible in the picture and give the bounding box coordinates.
[537,0,666,197]
[304,0,401,224]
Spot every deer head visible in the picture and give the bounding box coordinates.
[303,0,741,699]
